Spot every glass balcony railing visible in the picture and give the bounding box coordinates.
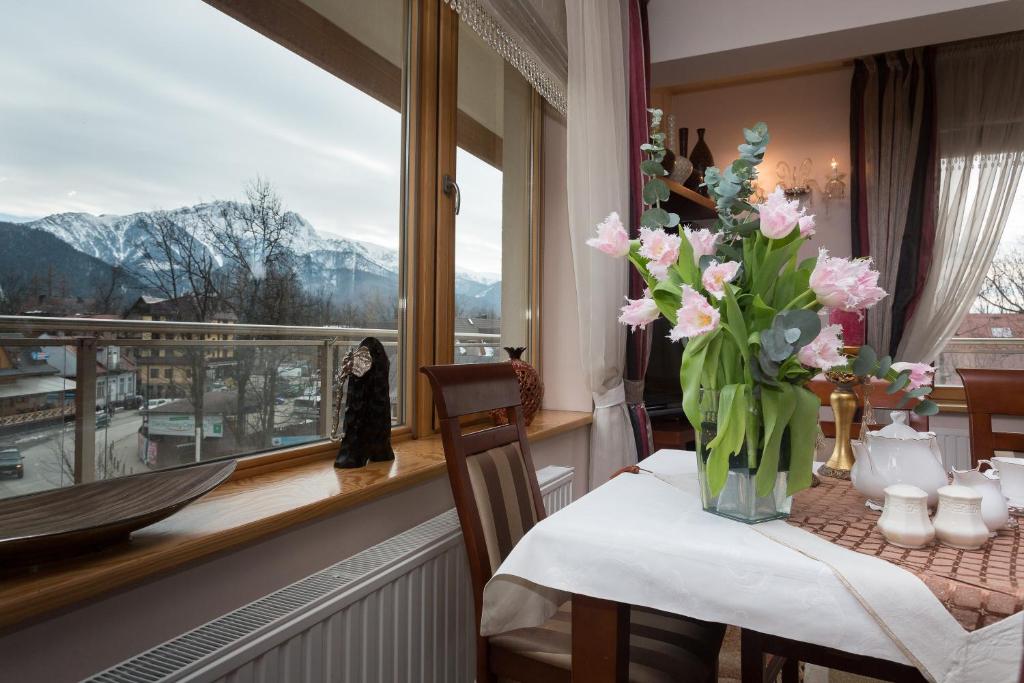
[0,315,411,500]
[935,337,1024,386]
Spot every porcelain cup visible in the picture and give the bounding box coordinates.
[992,456,1024,507]
[877,484,934,548]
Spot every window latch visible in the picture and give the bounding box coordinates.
[443,174,461,216]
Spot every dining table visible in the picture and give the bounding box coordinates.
[479,449,1023,683]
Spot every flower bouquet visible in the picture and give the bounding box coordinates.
[588,110,938,523]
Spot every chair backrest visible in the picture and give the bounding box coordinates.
[958,368,1024,465]
[420,363,547,629]
[810,377,929,437]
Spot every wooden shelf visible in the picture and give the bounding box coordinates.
[0,410,592,631]
[661,176,716,210]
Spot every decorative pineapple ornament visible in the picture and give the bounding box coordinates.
[490,346,544,426]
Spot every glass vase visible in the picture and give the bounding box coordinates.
[696,390,792,524]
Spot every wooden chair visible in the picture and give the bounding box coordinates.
[958,369,1024,467]
[421,363,726,683]
[809,378,929,439]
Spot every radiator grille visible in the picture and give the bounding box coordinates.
[86,465,573,683]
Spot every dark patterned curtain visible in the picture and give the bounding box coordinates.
[625,0,653,459]
[850,48,938,355]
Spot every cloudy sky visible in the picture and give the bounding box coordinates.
[0,0,504,276]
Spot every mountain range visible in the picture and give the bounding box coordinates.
[0,202,501,321]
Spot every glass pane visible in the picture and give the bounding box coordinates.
[0,343,76,499]
[453,23,533,364]
[0,0,408,491]
[938,175,1024,385]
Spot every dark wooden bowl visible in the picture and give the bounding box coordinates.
[0,460,235,565]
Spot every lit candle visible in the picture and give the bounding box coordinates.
[830,157,838,172]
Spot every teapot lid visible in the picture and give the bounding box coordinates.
[868,411,935,441]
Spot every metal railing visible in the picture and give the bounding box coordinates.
[0,315,504,494]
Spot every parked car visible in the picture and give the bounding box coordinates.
[96,411,111,428]
[0,448,24,479]
[145,398,174,412]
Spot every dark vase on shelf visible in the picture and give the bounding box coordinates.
[670,127,693,184]
[489,346,544,426]
[686,128,714,196]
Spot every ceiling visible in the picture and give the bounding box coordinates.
[648,0,1024,86]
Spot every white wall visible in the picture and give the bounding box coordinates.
[668,67,854,260]
[648,0,1007,64]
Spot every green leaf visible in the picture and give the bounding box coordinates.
[852,345,878,376]
[755,384,796,497]
[761,328,792,362]
[680,334,711,436]
[640,159,666,177]
[665,212,681,228]
[877,355,893,378]
[753,240,802,298]
[651,278,682,324]
[786,386,821,495]
[750,295,776,332]
[641,207,670,228]
[674,231,699,287]
[707,384,748,495]
[914,400,940,417]
[775,309,821,349]
[643,178,670,205]
[723,285,751,366]
[886,370,911,393]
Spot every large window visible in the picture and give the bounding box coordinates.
[453,23,537,365]
[0,0,546,500]
[935,177,1024,386]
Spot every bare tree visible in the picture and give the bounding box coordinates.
[0,271,32,314]
[976,243,1024,314]
[91,265,128,315]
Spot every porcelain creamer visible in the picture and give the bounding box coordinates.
[952,461,1009,531]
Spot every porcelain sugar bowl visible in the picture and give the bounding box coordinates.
[877,484,935,549]
[850,412,947,508]
[933,485,990,550]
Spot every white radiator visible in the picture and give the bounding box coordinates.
[86,465,574,683]
[934,427,972,471]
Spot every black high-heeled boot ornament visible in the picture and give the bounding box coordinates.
[331,337,395,468]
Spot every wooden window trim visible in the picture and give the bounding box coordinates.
[192,0,545,440]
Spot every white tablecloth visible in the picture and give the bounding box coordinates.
[481,450,1022,683]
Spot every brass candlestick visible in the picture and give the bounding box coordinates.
[820,378,858,480]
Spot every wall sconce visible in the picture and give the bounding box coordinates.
[823,157,847,215]
[776,159,814,208]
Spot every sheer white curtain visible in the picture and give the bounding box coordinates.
[899,35,1024,362]
[565,0,637,487]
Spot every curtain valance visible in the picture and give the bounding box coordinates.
[442,0,568,115]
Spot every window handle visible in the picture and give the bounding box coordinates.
[443,174,461,216]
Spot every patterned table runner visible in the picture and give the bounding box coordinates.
[787,476,1022,631]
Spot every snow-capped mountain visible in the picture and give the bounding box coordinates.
[17,202,500,315]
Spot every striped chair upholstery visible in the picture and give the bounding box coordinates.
[465,442,540,572]
[490,601,725,683]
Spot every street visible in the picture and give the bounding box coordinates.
[0,410,150,500]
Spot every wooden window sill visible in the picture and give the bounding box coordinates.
[0,410,592,632]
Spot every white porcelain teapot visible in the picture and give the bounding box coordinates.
[850,412,947,508]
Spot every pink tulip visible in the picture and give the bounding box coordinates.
[891,362,935,390]
[586,212,630,257]
[797,324,845,371]
[683,227,720,263]
[798,214,816,237]
[639,227,682,281]
[618,295,660,331]
[757,187,806,239]
[701,260,741,300]
[809,249,887,312]
[669,286,720,341]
